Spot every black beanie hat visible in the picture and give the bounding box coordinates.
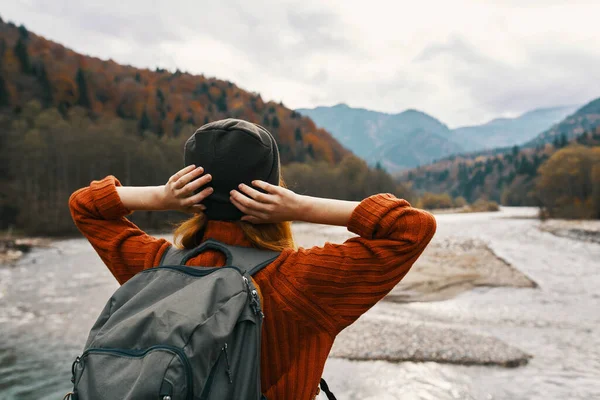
[184,118,280,221]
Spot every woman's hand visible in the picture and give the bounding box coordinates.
[230,181,304,224]
[114,165,212,213]
[231,180,360,226]
[161,165,214,213]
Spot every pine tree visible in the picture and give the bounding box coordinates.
[0,39,6,60]
[0,75,10,107]
[559,133,568,148]
[139,109,151,133]
[307,144,315,159]
[37,62,53,106]
[174,113,183,136]
[294,127,302,142]
[18,25,29,39]
[271,115,280,129]
[76,68,91,108]
[14,37,31,74]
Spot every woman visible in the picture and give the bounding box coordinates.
[69,119,436,399]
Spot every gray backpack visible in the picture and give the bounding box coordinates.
[66,239,279,400]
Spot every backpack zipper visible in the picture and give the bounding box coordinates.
[77,345,193,400]
[222,343,233,384]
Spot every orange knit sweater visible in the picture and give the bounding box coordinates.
[69,176,436,400]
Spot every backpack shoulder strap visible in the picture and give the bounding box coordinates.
[159,239,280,276]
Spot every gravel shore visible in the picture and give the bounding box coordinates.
[292,222,536,368]
[331,316,531,367]
[538,219,600,244]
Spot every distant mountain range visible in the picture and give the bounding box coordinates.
[398,96,600,204]
[297,104,461,171]
[298,103,578,171]
[524,98,600,148]
[453,105,579,151]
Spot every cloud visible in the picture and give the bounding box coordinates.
[3,0,600,126]
[414,35,600,123]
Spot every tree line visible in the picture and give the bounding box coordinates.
[0,101,413,235]
[404,129,600,219]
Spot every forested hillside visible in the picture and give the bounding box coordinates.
[402,127,600,218]
[525,98,600,147]
[0,19,347,164]
[0,19,409,235]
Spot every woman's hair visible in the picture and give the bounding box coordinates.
[173,177,295,252]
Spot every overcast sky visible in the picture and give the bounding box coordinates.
[4,0,600,127]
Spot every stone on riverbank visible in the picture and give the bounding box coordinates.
[0,238,51,264]
[538,219,600,244]
[331,317,531,368]
[385,237,537,303]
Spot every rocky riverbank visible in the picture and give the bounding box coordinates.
[0,238,52,264]
[292,222,537,368]
[331,316,531,367]
[538,219,600,244]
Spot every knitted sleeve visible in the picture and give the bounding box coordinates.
[274,194,436,333]
[68,176,170,284]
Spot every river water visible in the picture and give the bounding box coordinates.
[1,208,598,399]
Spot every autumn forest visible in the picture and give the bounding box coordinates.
[0,19,409,235]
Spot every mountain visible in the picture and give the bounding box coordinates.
[524,98,600,147]
[297,104,463,171]
[452,105,579,152]
[399,97,600,205]
[297,103,579,172]
[0,19,348,165]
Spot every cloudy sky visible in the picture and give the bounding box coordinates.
[4,0,600,127]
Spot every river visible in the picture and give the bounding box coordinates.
[0,207,598,399]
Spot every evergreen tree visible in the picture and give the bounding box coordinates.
[14,37,31,74]
[271,115,280,129]
[511,145,519,157]
[307,143,315,159]
[553,136,560,148]
[174,113,183,136]
[37,62,53,106]
[0,75,9,107]
[262,114,270,127]
[134,72,141,83]
[215,93,228,112]
[18,24,29,39]
[138,109,151,133]
[76,68,91,108]
[559,133,568,148]
[156,88,165,104]
[294,127,302,142]
[0,39,6,60]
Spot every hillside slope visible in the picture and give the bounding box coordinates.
[525,98,600,148]
[401,120,600,206]
[0,19,348,165]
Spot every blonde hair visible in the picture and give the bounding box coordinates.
[173,178,295,252]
